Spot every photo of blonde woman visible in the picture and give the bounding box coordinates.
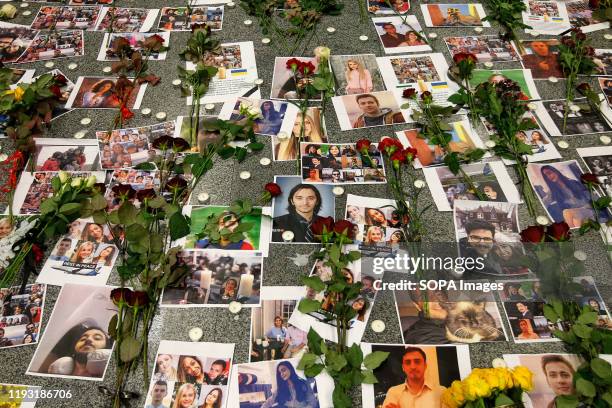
[274,108,326,161]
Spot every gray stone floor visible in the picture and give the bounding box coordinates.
[0,0,611,406]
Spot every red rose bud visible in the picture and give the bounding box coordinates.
[402,88,417,99]
[54,74,68,86]
[92,183,107,194]
[420,91,432,101]
[120,106,134,121]
[152,135,173,150]
[126,290,149,307]
[112,184,136,200]
[110,288,133,306]
[378,137,403,156]
[286,58,302,71]
[453,52,477,64]
[31,244,44,264]
[311,216,334,236]
[403,147,418,161]
[298,61,316,76]
[264,182,282,197]
[166,176,188,191]
[518,93,530,101]
[171,137,190,152]
[356,139,372,154]
[390,150,407,164]
[136,188,156,202]
[49,85,63,99]
[580,173,600,185]
[333,220,355,239]
[546,222,571,241]
[520,225,545,243]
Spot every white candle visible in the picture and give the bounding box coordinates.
[238,273,254,298]
[200,269,212,289]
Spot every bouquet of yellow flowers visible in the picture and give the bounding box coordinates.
[442,366,533,408]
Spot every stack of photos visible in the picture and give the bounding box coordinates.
[249,286,308,362]
[94,7,159,32]
[103,169,162,210]
[37,218,119,286]
[220,97,298,138]
[372,16,431,54]
[97,32,170,61]
[329,54,386,96]
[161,251,263,306]
[521,0,571,34]
[97,121,175,169]
[270,56,323,100]
[394,280,508,344]
[158,6,224,31]
[185,41,259,104]
[26,283,116,380]
[360,344,471,407]
[594,49,612,75]
[16,30,84,63]
[480,112,562,164]
[566,0,610,32]
[444,35,520,63]
[332,90,408,130]
[0,22,38,64]
[229,358,333,408]
[396,119,487,168]
[146,341,234,408]
[533,98,612,136]
[527,160,611,228]
[577,145,612,197]
[271,176,335,243]
[367,0,410,14]
[30,138,100,171]
[421,4,490,27]
[177,205,272,256]
[299,142,387,184]
[504,354,612,408]
[376,53,455,103]
[468,68,541,99]
[289,246,377,345]
[600,77,612,105]
[0,384,42,407]
[0,284,46,349]
[345,194,407,252]
[454,200,527,276]
[11,170,107,215]
[519,39,563,79]
[65,76,147,109]
[272,107,328,161]
[424,161,521,211]
[30,6,102,30]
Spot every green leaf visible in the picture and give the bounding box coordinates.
[297,353,318,370]
[91,194,108,211]
[125,223,148,242]
[577,311,598,325]
[307,328,323,355]
[363,351,389,370]
[107,314,118,340]
[361,369,378,384]
[39,198,58,215]
[169,212,191,240]
[298,298,322,314]
[346,343,363,369]
[555,395,580,408]
[575,377,596,397]
[332,386,351,408]
[591,357,612,379]
[543,304,559,323]
[58,202,82,215]
[304,363,325,377]
[302,275,326,292]
[119,336,142,363]
[325,351,347,371]
[133,162,157,170]
[572,323,593,339]
[494,393,515,406]
[118,202,138,225]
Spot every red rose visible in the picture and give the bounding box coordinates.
[112,184,136,200]
[420,91,432,101]
[333,220,355,239]
[580,173,600,185]
[589,0,599,8]
[390,150,407,164]
[120,106,134,121]
[298,61,316,76]
[356,139,371,154]
[49,85,63,99]
[311,216,334,236]
[453,52,477,64]
[378,137,403,156]
[546,222,571,241]
[31,244,44,264]
[166,177,188,191]
[152,135,174,150]
[171,137,190,152]
[136,188,156,202]
[402,88,417,99]
[520,225,545,243]
[110,288,133,306]
[286,58,302,71]
[402,147,418,161]
[54,74,68,86]
[125,290,149,307]
[264,182,282,197]
[93,183,106,194]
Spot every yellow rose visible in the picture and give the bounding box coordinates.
[512,366,534,391]
[441,388,459,408]
[496,368,515,390]
[449,380,466,405]
[482,370,502,390]
[463,375,491,400]
[4,86,25,102]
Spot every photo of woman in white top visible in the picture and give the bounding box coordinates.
[345,59,373,94]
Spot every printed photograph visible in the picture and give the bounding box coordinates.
[103,169,162,211]
[566,0,609,32]
[520,39,563,79]
[538,98,612,136]
[444,35,520,63]
[16,30,84,63]
[600,77,612,105]
[174,115,226,154]
[372,16,431,54]
[0,284,46,350]
[98,32,170,61]
[522,0,571,35]
[469,68,541,99]
[0,384,42,407]
[94,7,158,32]
[272,107,327,161]
[367,0,410,14]
[270,57,321,100]
[223,97,298,138]
[329,54,385,95]
[30,6,102,30]
[33,139,100,171]
[66,76,146,109]
[0,23,38,64]
[421,4,489,27]
[158,6,224,31]
[593,49,612,75]
[577,145,612,198]
[332,90,407,130]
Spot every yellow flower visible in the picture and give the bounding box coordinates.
[512,366,534,391]
[4,86,25,102]
[482,370,502,390]
[441,388,459,408]
[463,375,491,400]
[496,367,515,390]
[450,380,466,405]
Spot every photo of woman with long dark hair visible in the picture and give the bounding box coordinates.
[177,355,207,383]
[81,79,119,108]
[261,361,318,408]
[256,101,283,136]
[199,387,223,408]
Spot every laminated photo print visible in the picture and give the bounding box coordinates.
[329,54,386,96]
[0,283,46,350]
[270,56,323,100]
[444,35,520,63]
[394,280,508,344]
[527,160,611,228]
[30,6,102,30]
[566,0,610,32]
[0,22,39,64]
[600,77,612,106]
[468,68,541,99]
[396,118,487,168]
[299,142,387,184]
[480,112,561,164]
[220,97,298,138]
[423,161,521,211]
[503,353,612,408]
[521,0,571,35]
[0,384,42,407]
[361,343,471,408]
[519,39,563,79]
[146,341,234,408]
[98,31,170,61]
[36,218,119,286]
[332,90,408,130]
[577,145,612,197]
[421,4,490,27]
[30,138,100,172]
[593,49,612,76]
[289,246,377,345]
[161,250,263,307]
[158,6,224,31]
[454,200,528,277]
[271,175,335,243]
[372,16,431,54]
[16,29,84,63]
[249,286,308,363]
[65,76,147,110]
[228,358,334,408]
[272,107,328,161]
[174,115,246,153]
[177,205,272,256]
[368,0,410,14]
[185,41,259,104]
[26,283,117,380]
[94,7,159,32]
[103,169,162,211]
[533,98,612,136]
[11,171,107,215]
